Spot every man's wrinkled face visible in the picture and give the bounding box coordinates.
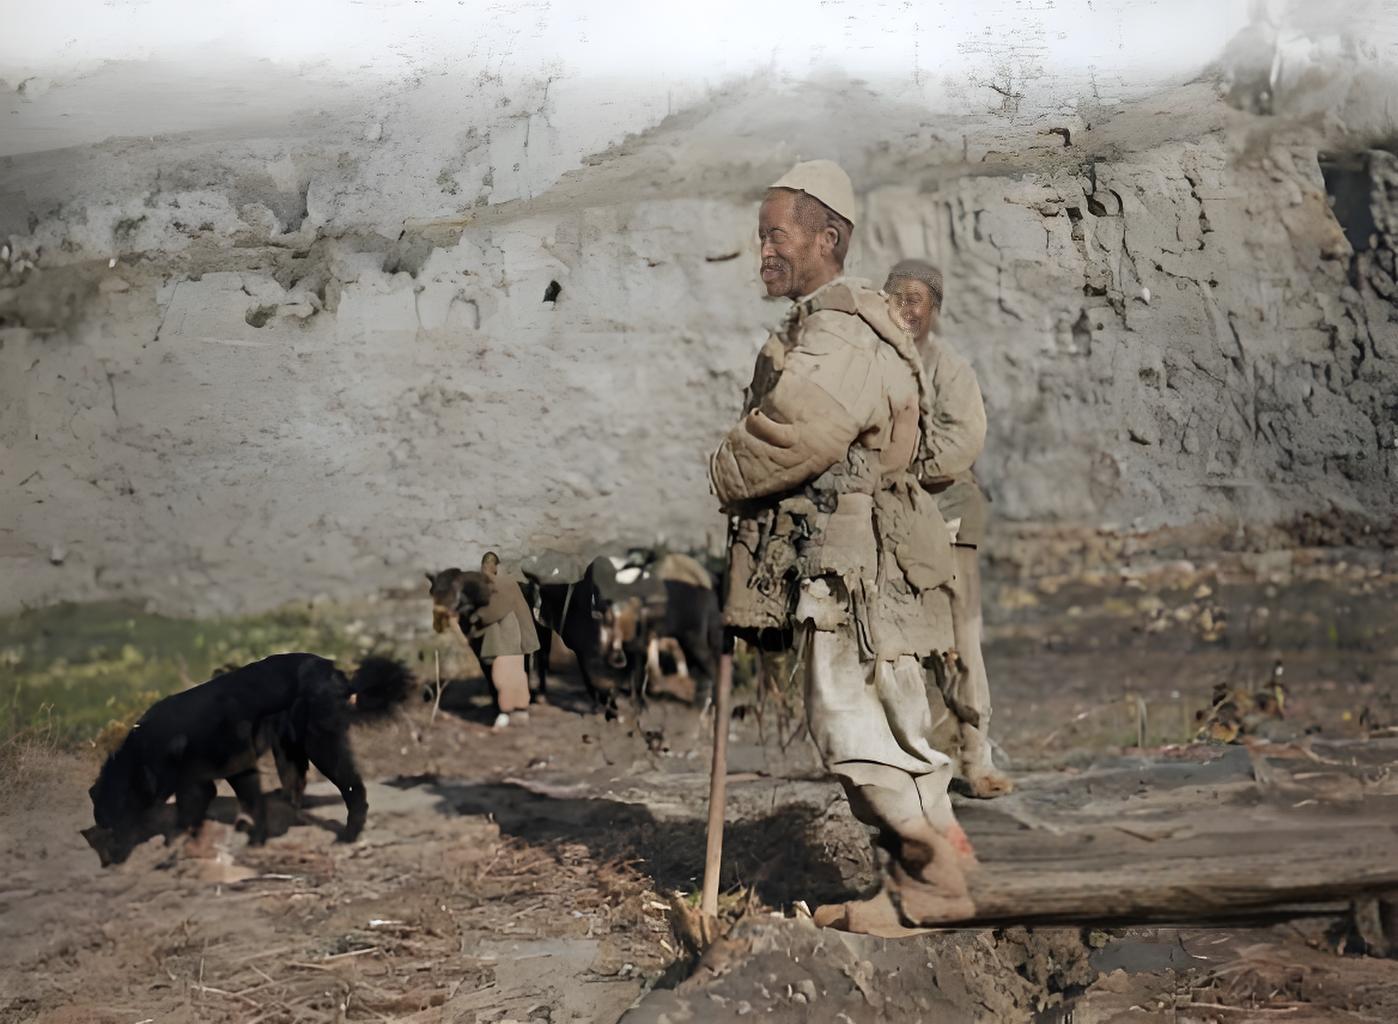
[887,277,939,343]
[758,191,825,300]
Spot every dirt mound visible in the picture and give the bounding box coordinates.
[627,920,1131,1023]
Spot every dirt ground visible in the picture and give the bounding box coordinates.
[3,540,1397,1023]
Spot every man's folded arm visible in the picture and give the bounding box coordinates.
[917,354,986,482]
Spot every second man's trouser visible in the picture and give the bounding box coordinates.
[951,544,995,772]
[936,544,996,775]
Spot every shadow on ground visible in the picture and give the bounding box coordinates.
[393,777,858,908]
[76,791,351,868]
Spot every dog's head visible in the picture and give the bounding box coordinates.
[427,555,504,633]
[82,734,156,866]
[80,822,126,868]
[453,572,494,627]
[426,568,467,633]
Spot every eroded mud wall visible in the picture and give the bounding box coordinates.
[863,140,1398,528]
[2,71,1396,614]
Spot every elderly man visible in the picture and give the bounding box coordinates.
[710,161,976,934]
[885,259,1011,797]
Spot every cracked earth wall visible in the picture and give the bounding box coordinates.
[2,60,1397,615]
[866,141,1398,530]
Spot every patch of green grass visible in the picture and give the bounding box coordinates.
[0,600,372,747]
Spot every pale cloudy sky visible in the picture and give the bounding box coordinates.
[3,0,1254,84]
[14,0,1385,161]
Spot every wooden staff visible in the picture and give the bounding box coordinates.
[430,649,444,724]
[700,646,734,920]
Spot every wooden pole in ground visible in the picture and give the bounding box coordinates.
[430,650,444,724]
[700,647,734,921]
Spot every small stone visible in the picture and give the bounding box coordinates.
[1137,595,1165,616]
[99,277,130,294]
[49,543,66,565]
[1096,968,1134,993]
[1141,286,1151,304]
[796,979,817,999]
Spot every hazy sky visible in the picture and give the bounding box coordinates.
[3,0,1255,85]
[18,1,1386,160]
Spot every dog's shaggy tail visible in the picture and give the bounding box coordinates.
[349,656,415,720]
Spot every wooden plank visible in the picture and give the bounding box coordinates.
[936,739,1398,927]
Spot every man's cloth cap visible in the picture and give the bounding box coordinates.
[770,159,857,225]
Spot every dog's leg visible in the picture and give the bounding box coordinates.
[227,769,269,846]
[681,634,716,712]
[630,645,648,712]
[307,733,368,843]
[174,778,216,837]
[645,636,663,696]
[667,638,691,681]
[273,741,309,809]
[578,658,619,720]
[577,660,603,715]
[534,627,552,700]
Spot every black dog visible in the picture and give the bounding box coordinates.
[81,653,412,866]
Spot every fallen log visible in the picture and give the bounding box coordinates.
[945,738,1398,929]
